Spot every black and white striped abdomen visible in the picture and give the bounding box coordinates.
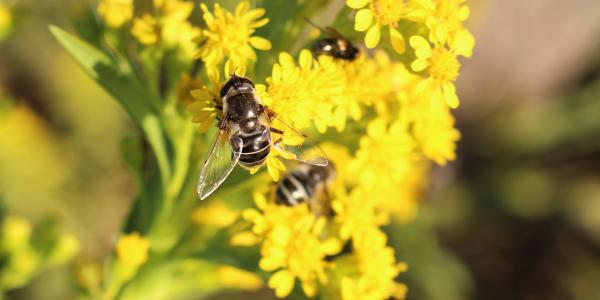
[275,171,315,206]
[235,126,270,168]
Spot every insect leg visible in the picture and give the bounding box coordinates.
[270,127,284,134]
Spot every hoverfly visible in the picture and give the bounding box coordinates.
[305,18,360,61]
[196,74,328,200]
[275,163,336,217]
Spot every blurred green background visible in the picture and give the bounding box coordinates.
[1,0,600,299]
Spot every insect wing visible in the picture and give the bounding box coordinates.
[303,17,346,41]
[264,107,328,166]
[324,26,349,41]
[197,130,243,200]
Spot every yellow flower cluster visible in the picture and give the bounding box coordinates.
[1,215,80,291]
[178,1,474,299]
[131,0,201,59]
[98,0,201,59]
[98,0,134,28]
[231,144,410,299]
[349,0,475,108]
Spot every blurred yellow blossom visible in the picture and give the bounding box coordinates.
[348,118,415,190]
[47,233,80,265]
[76,262,103,297]
[131,15,159,45]
[196,1,271,74]
[1,215,32,251]
[115,232,150,268]
[339,226,408,300]
[192,201,240,228]
[131,0,201,58]
[410,36,461,108]
[216,265,263,290]
[0,3,12,40]
[98,0,133,28]
[412,98,460,165]
[408,0,475,57]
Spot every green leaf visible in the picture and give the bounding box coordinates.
[49,25,172,195]
[49,25,153,123]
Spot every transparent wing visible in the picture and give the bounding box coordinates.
[303,17,347,41]
[324,26,348,41]
[264,107,328,166]
[196,130,242,200]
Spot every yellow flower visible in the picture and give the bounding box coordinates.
[47,233,80,265]
[348,118,415,191]
[97,0,133,28]
[240,190,341,298]
[1,215,32,251]
[412,98,460,165]
[115,232,150,268]
[258,50,342,133]
[330,51,421,130]
[409,36,461,108]
[196,1,271,72]
[369,162,427,222]
[340,226,408,300]
[131,0,201,59]
[188,83,220,133]
[332,188,387,240]
[192,201,240,228]
[131,15,159,45]
[76,262,103,296]
[408,0,475,57]
[0,3,12,40]
[348,0,406,52]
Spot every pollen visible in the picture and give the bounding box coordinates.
[370,0,404,26]
[429,46,460,82]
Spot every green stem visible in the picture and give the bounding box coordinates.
[166,121,196,210]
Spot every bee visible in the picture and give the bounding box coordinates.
[275,163,336,217]
[196,74,328,200]
[306,19,360,61]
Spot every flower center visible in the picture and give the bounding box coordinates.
[428,47,460,82]
[370,0,404,26]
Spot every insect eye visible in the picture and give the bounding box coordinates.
[220,80,234,98]
[240,77,255,88]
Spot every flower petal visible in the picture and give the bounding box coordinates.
[299,49,313,69]
[346,0,370,9]
[389,26,406,54]
[452,29,475,58]
[409,35,432,58]
[268,270,295,298]
[190,89,212,102]
[364,23,381,48]
[249,36,272,50]
[354,9,373,32]
[442,82,459,108]
[411,58,428,72]
[278,52,295,69]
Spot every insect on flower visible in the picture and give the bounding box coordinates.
[275,162,336,217]
[306,18,360,61]
[197,74,328,200]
